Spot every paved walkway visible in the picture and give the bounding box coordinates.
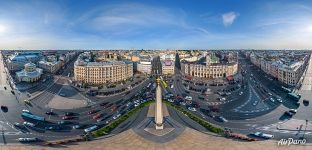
[1,128,311,150]
[147,103,169,117]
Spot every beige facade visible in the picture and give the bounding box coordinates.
[162,60,175,75]
[38,60,62,73]
[249,52,308,86]
[74,61,133,85]
[181,63,238,79]
[277,62,305,86]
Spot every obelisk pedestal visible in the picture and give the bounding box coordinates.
[155,78,164,130]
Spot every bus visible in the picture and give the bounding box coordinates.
[84,125,98,133]
[21,113,45,122]
[281,86,292,93]
[287,93,301,101]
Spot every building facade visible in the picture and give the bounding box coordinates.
[38,60,62,73]
[74,60,133,85]
[182,63,238,78]
[181,53,238,79]
[249,51,309,86]
[7,52,42,71]
[137,61,152,74]
[16,63,43,82]
[162,60,175,75]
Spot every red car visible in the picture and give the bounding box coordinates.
[93,113,102,120]
[111,105,117,112]
[62,116,73,120]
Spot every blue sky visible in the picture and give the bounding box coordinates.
[0,0,312,49]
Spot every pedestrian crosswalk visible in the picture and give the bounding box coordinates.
[206,98,237,106]
[256,123,312,135]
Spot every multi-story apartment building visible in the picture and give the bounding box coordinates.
[181,53,238,79]
[137,59,152,74]
[162,60,175,75]
[74,52,133,85]
[249,51,309,86]
[38,60,62,74]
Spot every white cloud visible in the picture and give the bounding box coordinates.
[222,12,239,27]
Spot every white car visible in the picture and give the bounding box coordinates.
[134,103,140,107]
[113,114,121,120]
[221,97,226,101]
[289,109,297,113]
[180,102,186,105]
[22,109,31,113]
[252,101,258,106]
[168,99,174,103]
[23,122,35,127]
[253,132,274,139]
[239,92,243,96]
[276,98,282,103]
[185,96,192,101]
[270,98,275,102]
[188,107,196,112]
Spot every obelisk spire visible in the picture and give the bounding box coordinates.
[155,77,164,130]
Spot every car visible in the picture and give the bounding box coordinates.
[23,122,35,127]
[188,107,196,112]
[1,105,7,110]
[252,101,258,106]
[18,138,38,142]
[185,96,192,101]
[268,93,273,96]
[14,123,24,129]
[180,102,186,105]
[276,98,282,103]
[111,105,118,112]
[24,99,31,104]
[96,117,106,123]
[167,99,174,103]
[45,126,61,130]
[221,97,226,101]
[134,103,140,107]
[4,86,6,90]
[11,90,15,95]
[88,110,99,115]
[62,116,74,120]
[269,97,275,102]
[289,109,297,113]
[45,111,54,115]
[285,111,294,116]
[57,121,71,125]
[239,91,243,95]
[253,132,274,139]
[104,103,113,108]
[93,113,102,120]
[113,114,121,120]
[22,109,31,113]
[303,99,309,104]
[72,124,82,129]
[59,93,66,97]
[64,112,74,116]
[100,102,109,106]
[216,116,228,122]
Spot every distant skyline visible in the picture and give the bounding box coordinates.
[0,0,312,50]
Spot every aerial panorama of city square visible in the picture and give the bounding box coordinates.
[1,0,312,150]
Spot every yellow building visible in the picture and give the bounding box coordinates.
[74,60,133,85]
